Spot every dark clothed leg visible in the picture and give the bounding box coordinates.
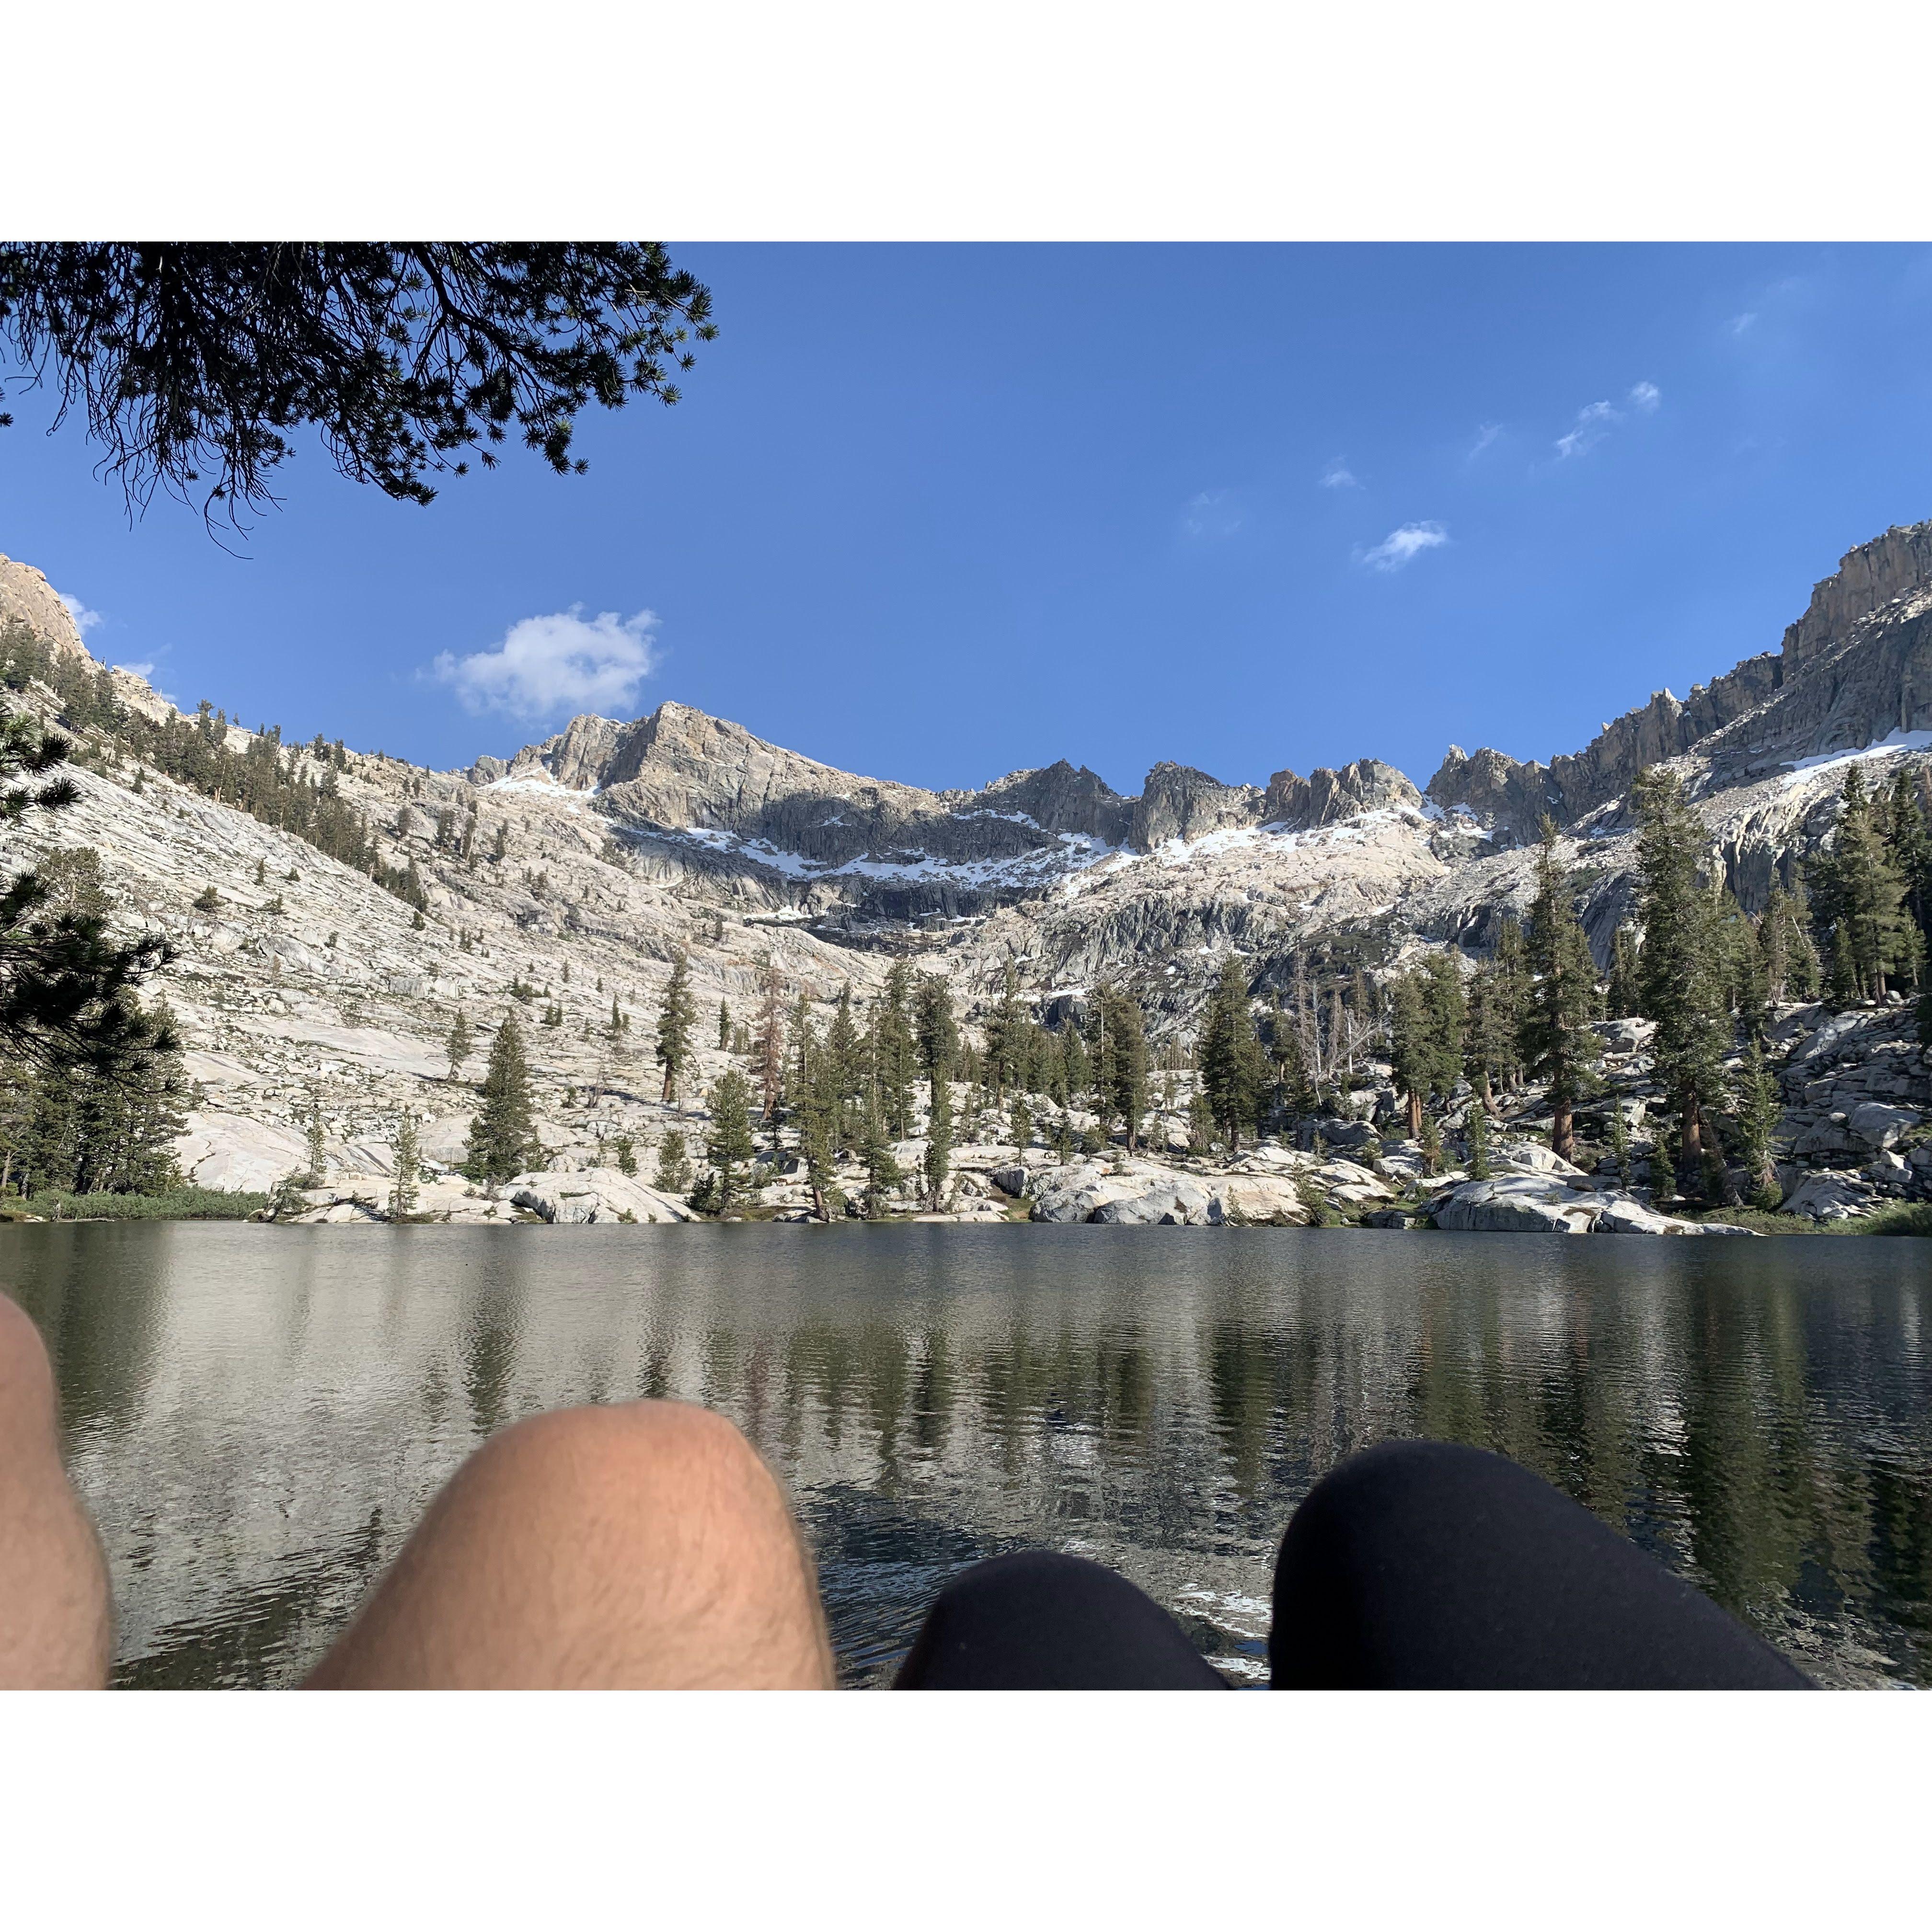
[1269,1439,1811,1689]
[894,1551,1228,1690]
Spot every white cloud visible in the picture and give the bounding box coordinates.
[1556,399,1618,458]
[58,591,103,635]
[1556,384,1661,458]
[1319,460,1358,490]
[114,660,156,679]
[1182,489,1245,539]
[1728,311,1758,337]
[1467,422,1501,461]
[431,605,662,720]
[1360,522,1448,572]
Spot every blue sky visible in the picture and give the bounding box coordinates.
[5,243,1932,798]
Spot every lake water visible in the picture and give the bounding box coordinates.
[4,1222,1928,1689]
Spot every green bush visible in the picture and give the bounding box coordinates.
[1828,1201,1932,1237]
[20,1187,270,1221]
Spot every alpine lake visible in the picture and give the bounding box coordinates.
[5,1220,1928,1689]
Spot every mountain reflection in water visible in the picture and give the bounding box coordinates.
[6,1221,1928,1689]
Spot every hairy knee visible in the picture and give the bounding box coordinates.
[483,1401,773,1509]
[462,1402,805,1585]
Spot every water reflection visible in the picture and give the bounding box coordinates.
[4,1222,1927,1689]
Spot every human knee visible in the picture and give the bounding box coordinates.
[458,1400,811,1601]
[0,1295,59,1446]
[475,1400,781,1523]
[1294,1439,1516,1536]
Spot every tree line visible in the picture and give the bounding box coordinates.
[441,755,1932,1223]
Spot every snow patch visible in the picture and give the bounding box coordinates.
[487,774,598,799]
[1779,728,1932,789]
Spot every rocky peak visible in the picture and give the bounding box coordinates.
[968,760,1135,845]
[1782,520,1932,669]
[1129,762,1265,851]
[1423,745,1558,846]
[1427,515,1932,839]
[0,553,92,660]
[1265,758,1422,830]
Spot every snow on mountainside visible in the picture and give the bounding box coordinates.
[0,520,1929,1207]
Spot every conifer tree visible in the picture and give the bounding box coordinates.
[753,958,786,1122]
[444,1008,474,1082]
[1757,884,1792,1006]
[1810,765,1916,1001]
[1059,1023,1090,1110]
[1462,949,1518,1112]
[858,1087,901,1218]
[1491,917,1530,1090]
[1199,960,1262,1150]
[1634,768,1730,1199]
[388,1110,420,1219]
[825,986,862,1144]
[796,1044,838,1221]
[1606,923,1642,1020]
[1466,1102,1491,1180]
[652,1130,689,1192]
[924,1069,953,1209]
[704,1069,755,1214]
[1715,889,1770,1038]
[655,948,696,1102]
[1607,1103,1632,1191]
[980,962,1028,1099]
[1733,1039,1782,1209]
[1888,765,1932,968]
[303,1086,328,1184]
[1389,970,1432,1141]
[874,961,918,1138]
[1093,984,1149,1148]
[1271,997,1316,1120]
[1391,953,1463,1139]
[10,992,189,1196]
[914,971,958,1103]
[1519,822,1602,1167]
[463,1012,537,1184]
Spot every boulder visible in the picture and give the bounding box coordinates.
[1212,1175,1313,1225]
[989,1165,1030,1197]
[1029,1161,1136,1224]
[1310,1160,1393,1205]
[508,1167,697,1224]
[1779,1173,1880,1222]
[1090,1179,1216,1225]
[1847,1102,1920,1151]
[1432,1176,1596,1233]
[1494,1140,1584,1176]
[1595,1198,1691,1234]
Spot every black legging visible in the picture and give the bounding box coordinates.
[894,1440,1811,1689]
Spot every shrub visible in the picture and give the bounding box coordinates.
[23,1187,269,1221]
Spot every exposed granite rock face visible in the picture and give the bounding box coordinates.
[7,512,1932,1228]
[1426,520,1932,844]
[0,553,92,659]
[1265,758,1423,829]
[1423,746,1558,845]
[1781,521,1932,668]
[1130,762,1265,850]
[966,760,1134,845]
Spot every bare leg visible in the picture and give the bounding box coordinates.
[0,1295,111,1689]
[306,1401,834,1689]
